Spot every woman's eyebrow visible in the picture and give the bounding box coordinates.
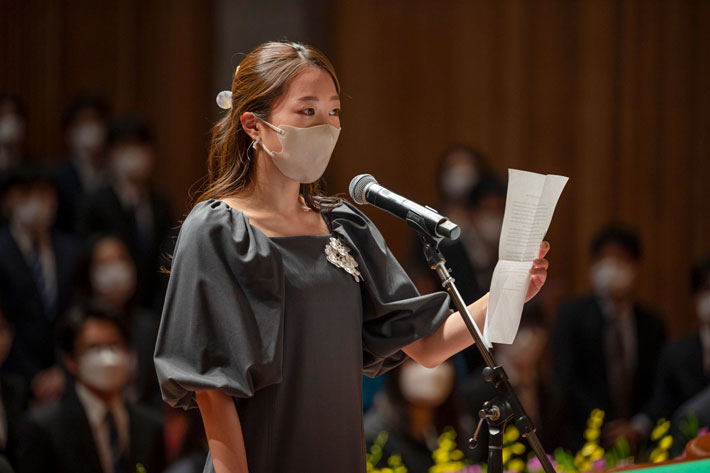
[294,95,341,102]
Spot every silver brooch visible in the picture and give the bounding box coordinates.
[324,237,363,282]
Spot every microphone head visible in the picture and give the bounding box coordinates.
[349,174,377,205]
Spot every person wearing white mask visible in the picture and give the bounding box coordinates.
[639,256,710,451]
[77,235,161,407]
[551,224,665,451]
[54,95,110,233]
[153,41,552,473]
[0,165,79,406]
[363,359,472,473]
[18,302,165,473]
[78,115,173,313]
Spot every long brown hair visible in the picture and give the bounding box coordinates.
[194,41,341,210]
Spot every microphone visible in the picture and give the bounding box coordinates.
[349,174,460,240]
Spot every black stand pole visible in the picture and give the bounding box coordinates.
[416,233,556,473]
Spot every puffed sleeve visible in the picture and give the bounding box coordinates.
[326,202,452,377]
[153,200,284,409]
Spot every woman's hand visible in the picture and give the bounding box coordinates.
[525,241,550,302]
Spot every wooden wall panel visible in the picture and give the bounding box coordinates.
[0,0,212,216]
[328,0,710,336]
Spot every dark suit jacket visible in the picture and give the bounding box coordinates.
[646,333,710,421]
[77,185,173,311]
[0,373,28,467]
[0,228,78,380]
[18,384,165,473]
[551,296,666,447]
[53,159,88,234]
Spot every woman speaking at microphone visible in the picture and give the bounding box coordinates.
[153,41,550,473]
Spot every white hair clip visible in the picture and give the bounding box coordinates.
[216,90,233,110]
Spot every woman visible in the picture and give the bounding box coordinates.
[154,41,550,473]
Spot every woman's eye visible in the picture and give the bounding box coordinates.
[329,108,340,116]
[301,108,315,116]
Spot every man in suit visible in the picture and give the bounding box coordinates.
[54,95,110,234]
[0,165,79,404]
[18,301,165,473]
[552,224,666,450]
[0,304,28,468]
[646,257,710,434]
[77,114,173,312]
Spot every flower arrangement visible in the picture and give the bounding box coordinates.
[367,410,708,473]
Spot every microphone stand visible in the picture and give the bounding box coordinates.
[411,221,556,473]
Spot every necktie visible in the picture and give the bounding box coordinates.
[606,317,632,418]
[27,244,56,319]
[106,410,128,473]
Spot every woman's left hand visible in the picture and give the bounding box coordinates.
[525,241,550,302]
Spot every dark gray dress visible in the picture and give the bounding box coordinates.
[154,199,451,473]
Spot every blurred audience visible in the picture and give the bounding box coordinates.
[552,224,666,450]
[435,145,493,225]
[54,95,110,233]
[0,305,28,467]
[463,319,564,458]
[18,301,165,473]
[364,359,474,473]
[75,234,161,407]
[0,95,26,172]
[78,113,173,312]
[0,164,79,404]
[644,256,710,448]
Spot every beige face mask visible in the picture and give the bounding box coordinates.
[257,119,340,184]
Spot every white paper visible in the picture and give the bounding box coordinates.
[483,169,568,345]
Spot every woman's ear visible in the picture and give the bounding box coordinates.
[240,112,260,140]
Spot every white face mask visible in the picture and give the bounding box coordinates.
[71,122,106,154]
[0,115,25,144]
[475,212,503,245]
[440,165,479,200]
[590,258,635,297]
[79,347,132,393]
[697,291,710,324]
[112,148,152,183]
[14,196,55,233]
[258,119,340,184]
[399,361,455,407]
[91,261,136,301]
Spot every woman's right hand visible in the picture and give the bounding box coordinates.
[196,390,250,473]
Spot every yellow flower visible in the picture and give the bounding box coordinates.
[394,467,407,473]
[651,419,670,441]
[580,442,596,457]
[504,426,520,443]
[508,458,525,471]
[432,448,449,464]
[649,447,668,463]
[439,439,455,451]
[659,435,673,451]
[510,442,526,455]
[591,446,604,461]
[450,449,464,461]
[584,428,600,441]
[502,447,512,464]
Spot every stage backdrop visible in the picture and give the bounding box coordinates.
[2,0,709,336]
[325,0,710,336]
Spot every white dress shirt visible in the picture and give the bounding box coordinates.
[75,383,130,473]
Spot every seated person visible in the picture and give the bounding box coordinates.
[0,164,79,404]
[551,223,665,450]
[18,302,165,473]
[364,359,473,473]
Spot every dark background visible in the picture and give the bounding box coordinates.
[2,0,709,337]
